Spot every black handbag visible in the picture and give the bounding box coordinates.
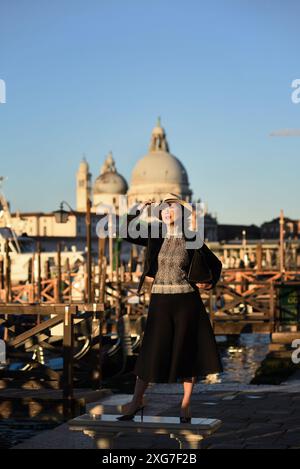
[187,249,213,283]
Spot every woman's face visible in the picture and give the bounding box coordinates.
[161,202,182,225]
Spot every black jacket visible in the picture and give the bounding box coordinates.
[119,211,222,294]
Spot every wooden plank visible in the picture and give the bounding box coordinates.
[271,332,300,344]
[76,303,105,312]
[0,304,78,315]
[8,316,63,348]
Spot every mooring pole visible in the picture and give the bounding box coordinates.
[5,239,11,303]
[57,242,62,303]
[37,241,41,304]
[279,209,285,275]
[63,305,74,419]
[86,197,92,303]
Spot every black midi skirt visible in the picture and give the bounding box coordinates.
[133,290,223,384]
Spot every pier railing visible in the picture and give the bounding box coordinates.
[1,273,299,333]
[202,281,275,334]
[0,273,94,304]
[199,279,300,335]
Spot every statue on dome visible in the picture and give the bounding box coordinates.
[100,151,116,174]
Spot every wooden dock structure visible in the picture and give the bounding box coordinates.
[0,303,107,419]
[0,249,299,421]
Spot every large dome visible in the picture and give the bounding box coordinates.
[128,119,192,203]
[131,150,189,185]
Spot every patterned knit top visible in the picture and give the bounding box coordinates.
[151,232,195,294]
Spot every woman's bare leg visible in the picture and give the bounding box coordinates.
[132,376,149,404]
[181,377,196,414]
[122,376,149,413]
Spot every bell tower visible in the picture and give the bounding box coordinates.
[76,156,91,211]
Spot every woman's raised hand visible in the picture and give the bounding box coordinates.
[144,198,156,206]
[137,198,156,212]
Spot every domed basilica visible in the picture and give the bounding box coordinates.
[76,119,194,214]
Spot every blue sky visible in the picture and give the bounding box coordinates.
[0,0,299,225]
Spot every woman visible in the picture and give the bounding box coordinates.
[117,193,223,422]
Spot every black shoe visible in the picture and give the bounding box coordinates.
[116,404,145,421]
[180,415,191,423]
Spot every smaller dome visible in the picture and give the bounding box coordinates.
[93,171,128,195]
[93,152,128,195]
